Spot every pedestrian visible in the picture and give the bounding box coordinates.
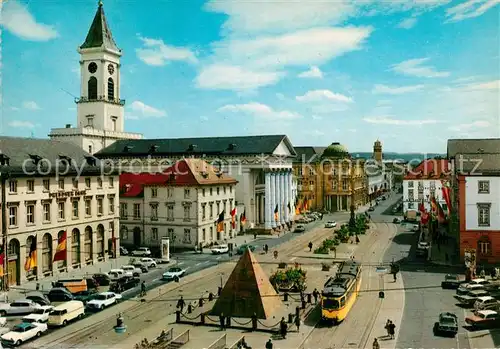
[36,283,40,291]
[219,312,225,330]
[177,296,185,312]
[385,320,391,337]
[312,288,319,304]
[389,321,396,339]
[254,233,257,240]
[355,235,360,244]
[265,339,273,349]
[372,338,380,349]
[279,317,287,339]
[295,315,300,331]
[393,271,397,282]
[141,281,146,296]
[308,242,313,252]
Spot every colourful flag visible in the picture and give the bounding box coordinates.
[421,211,430,225]
[274,205,279,222]
[24,237,37,272]
[53,231,67,262]
[287,202,291,213]
[230,208,237,229]
[418,201,426,213]
[437,202,447,223]
[0,245,4,277]
[430,197,438,215]
[441,180,452,213]
[240,209,246,226]
[216,211,225,233]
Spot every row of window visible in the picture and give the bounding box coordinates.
[406,202,491,227]
[7,196,115,227]
[407,181,436,188]
[407,189,436,200]
[148,186,233,199]
[407,180,491,194]
[8,177,114,194]
[121,225,229,244]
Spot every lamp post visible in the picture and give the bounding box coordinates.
[348,160,356,229]
[0,171,8,291]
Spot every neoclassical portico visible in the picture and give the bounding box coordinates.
[265,169,294,229]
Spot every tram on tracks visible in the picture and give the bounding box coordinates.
[320,260,362,324]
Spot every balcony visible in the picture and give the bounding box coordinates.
[75,96,126,106]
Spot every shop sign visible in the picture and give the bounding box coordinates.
[49,190,87,199]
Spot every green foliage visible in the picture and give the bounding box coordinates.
[270,267,307,287]
[314,246,329,254]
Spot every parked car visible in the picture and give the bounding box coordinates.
[140,258,157,268]
[108,269,127,280]
[441,274,466,289]
[465,310,500,329]
[236,244,256,255]
[474,296,500,311]
[457,279,489,295]
[119,246,129,255]
[296,218,308,224]
[86,292,122,311]
[162,267,186,281]
[109,276,140,293]
[416,242,430,257]
[47,301,85,327]
[0,300,41,317]
[294,225,305,233]
[211,245,229,255]
[1,322,48,347]
[47,288,74,303]
[21,305,54,324]
[392,218,401,224]
[25,292,51,306]
[131,247,151,257]
[132,263,149,273]
[433,312,458,337]
[121,265,141,277]
[92,273,111,286]
[368,207,375,212]
[73,289,99,304]
[324,221,337,228]
[455,289,490,307]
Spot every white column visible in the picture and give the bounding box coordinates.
[273,172,280,227]
[265,172,272,230]
[284,172,289,223]
[280,172,285,224]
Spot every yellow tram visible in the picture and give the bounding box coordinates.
[321,260,362,324]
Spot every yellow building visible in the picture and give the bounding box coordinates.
[293,143,368,212]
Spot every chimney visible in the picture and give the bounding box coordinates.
[65,124,71,128]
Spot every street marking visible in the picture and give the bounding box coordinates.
[195,262,202,266]
[177,262,184,266]
[290,257,297,261]
[216,256,221,260]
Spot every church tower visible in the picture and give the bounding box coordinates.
[373,139,382,162]
[49,1,142,154]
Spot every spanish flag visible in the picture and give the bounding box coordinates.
[230,208,237,229]
[53,231,67,262]
[24,237,37,272]
[240,209,247,226]
[0,245,4,277]
[216,211,225,233]
[274,204,279,222]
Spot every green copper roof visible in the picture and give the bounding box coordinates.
[80,2,120,52]
[322,142,350,158]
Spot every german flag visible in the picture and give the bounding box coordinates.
[53,231,67,262]
[274,205,279,222]
[230,208,237,229]
[240,209,246,226]
[216,211,225,233]
[0,245,4,277]
[24,237,37,272]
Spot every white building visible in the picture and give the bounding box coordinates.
[403,158,450,217]
[49,1,142,154]
[119,159,237,250]
[463,177,500,231]
[0,137,119,286]
[96,135,297,232]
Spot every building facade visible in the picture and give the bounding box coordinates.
[0,137,119,286]
[119,159,237,250]
[403,159,450,219]
[293,143,368,212]
[96,135,297,232]
[49,2,142,154]
[448,139,500,264]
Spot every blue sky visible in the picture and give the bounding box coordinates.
[1,0,499,153]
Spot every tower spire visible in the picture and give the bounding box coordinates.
[80,1,120,53]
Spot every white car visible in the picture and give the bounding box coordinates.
[162,267,186,281]
[86,292,122,311]
[108,269,127,280]
[211,245,229,254]
[324,221,337,228]
[132,247,151,256]
[21,305,54,323]
[121,265,140,276]
[140,258,157,268]
[1,322,48,347]
[0,300,41,317]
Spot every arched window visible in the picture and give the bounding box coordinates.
[107,78,114,101]
[88,77,97,100]
[478,236,491,255]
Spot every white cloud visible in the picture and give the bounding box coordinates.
[312,115,323,120]
[8,120,35,129]
[397,17,418,29]
[296,89,353,103]
[390,58,450,78]
[306,129,326,136]
[446,0,500,22]
[0,1,58,41]
[136,36,197,66]
[217,102,301,120]
[363,115,439,125]
[372,84,425,94]
[448,120,491,132]
[276,93,286,100]
[22,101,41,110]
[195,65,283,90]
[128,101,167,119]
[461,79,499,91]
[298,66,323,79]
[10,107,19,111]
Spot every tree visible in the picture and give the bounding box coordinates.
[349,204,356,229]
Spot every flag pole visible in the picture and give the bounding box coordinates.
[1,172,8,291]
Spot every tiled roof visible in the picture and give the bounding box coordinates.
[404,158,450,180]
[120,159,238,198]
[0,137,106,177]
[455,153,500,174]
[447,138,500,157]
[80,2,120,52]
[96,135,296,158]
[293,146,326,163]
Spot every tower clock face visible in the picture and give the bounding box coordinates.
[108,64,115,75]
[88,62,98,74]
